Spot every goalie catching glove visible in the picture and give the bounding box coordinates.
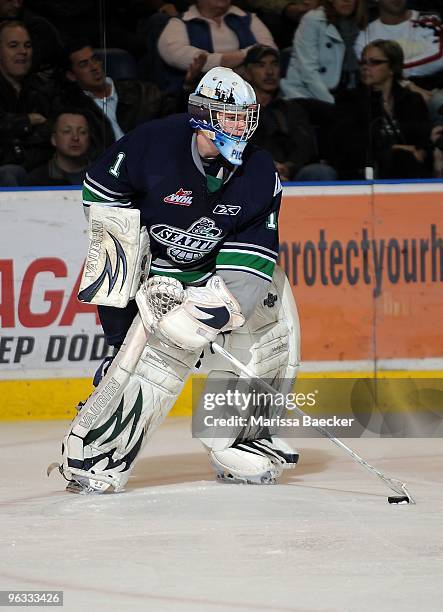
[136,275,245,351]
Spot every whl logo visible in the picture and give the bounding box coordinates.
[164,188,193,206]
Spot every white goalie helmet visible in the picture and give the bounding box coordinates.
[188,66,260,166]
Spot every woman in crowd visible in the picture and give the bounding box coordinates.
[329,39,431,179]
[157,0,276,91]
[280,0,367,104]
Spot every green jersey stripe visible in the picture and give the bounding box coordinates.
[216,251,275,278]
[218,248,276,263]
[83,185,110,203]
[216,265,274,281]
[83,185,131,205]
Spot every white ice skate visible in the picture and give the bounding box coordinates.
[266,437,299,469]
[210,438,299,485]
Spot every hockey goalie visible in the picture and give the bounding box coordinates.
[53,67,301,494]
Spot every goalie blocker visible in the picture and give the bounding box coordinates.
[78,205,151,308]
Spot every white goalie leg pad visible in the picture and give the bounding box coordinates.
[61,315,149,491]
[198,265,301,453]
[62,315,201,492]
[78,204,151,307]
[192,372,284,484]
[230,265,300,388]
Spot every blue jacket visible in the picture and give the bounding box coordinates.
[186,13,256,52]
[156,11,257,93]
[280,8,345,104]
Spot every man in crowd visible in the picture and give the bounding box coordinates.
[0,0,61,72]
[0,20,53,185]
[26,108,92,185]
[244,45,336,181]
[60,41,178,155]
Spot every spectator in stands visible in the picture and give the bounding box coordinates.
[280,0,367,104]
[245,0,320,49]
[0,20,53,186]
[244,44,337,181]
[0,0,61,72]
[329,40,431,179]
[157,0,276,91]
[25,109,92,186]
[354,0,443,119]
[59,41,178,155]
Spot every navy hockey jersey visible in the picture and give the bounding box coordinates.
[83,114,281,283]
[82,114,282,345]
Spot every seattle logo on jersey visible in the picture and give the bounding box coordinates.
[163,188,193,206]
[150,217,223,263]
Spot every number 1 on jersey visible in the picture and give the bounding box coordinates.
[266,212,278,230]
[109,152,126,178]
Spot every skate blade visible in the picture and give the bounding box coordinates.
[214,469,277,485]
[66,477,112,495]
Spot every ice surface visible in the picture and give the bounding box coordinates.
[0,419,442,612]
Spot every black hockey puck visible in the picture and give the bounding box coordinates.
[388,496,410,504]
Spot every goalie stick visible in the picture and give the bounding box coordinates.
[210,342,416,504]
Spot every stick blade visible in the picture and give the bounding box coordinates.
[388,495,410,504]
